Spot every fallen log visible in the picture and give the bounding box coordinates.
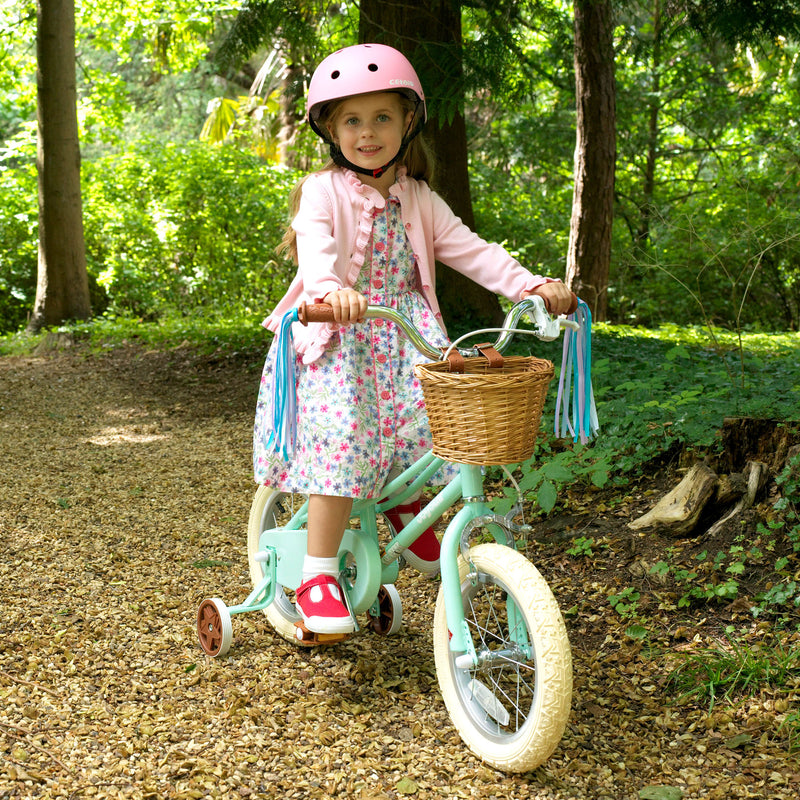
[628,463,718,536]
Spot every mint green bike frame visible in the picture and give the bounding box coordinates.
[232,449,512,660]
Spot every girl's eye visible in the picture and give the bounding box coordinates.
[376,114,390,123]
[344,117,359,126]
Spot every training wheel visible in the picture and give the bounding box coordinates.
[197,598,233,657]
[367,584,403,636]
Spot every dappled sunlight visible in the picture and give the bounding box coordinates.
[86,426,168,446]
[87,406,171,445]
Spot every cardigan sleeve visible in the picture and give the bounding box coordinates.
[292,176,346,302]
[427,188,552,301]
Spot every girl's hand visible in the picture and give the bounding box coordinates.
[323,288,368,325]
[523,282,574,316]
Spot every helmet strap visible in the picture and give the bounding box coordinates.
[329,142,405,179]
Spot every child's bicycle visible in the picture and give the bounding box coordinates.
[197,294,596,773]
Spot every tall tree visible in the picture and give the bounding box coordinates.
[28,0,90,331]
[361,0,505,326]
[565,0,616,322]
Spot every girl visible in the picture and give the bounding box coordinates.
[253,43,573,635]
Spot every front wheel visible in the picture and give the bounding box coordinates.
[433,543,572,773]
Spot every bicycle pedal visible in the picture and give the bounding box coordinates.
[293,621,350,646]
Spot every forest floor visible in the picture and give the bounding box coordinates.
[1,339,798,800]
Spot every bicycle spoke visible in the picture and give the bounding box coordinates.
[457,570,540,735]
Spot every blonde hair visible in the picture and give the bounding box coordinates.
[276,93,433,264]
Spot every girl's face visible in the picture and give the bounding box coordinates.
[328,92,413,189]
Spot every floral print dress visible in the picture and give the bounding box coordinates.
[253,197,454,498]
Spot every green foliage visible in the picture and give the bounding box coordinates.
[0,155,37,331]
[490,322,800,561]
[754,453,800,619]
[676,0,800,46]
[0,138,301,332]
[608,586,641,619]
[667,636,800,711]
[470,159,571,278]
[0,311,268,359]
[781,709,800,752]
[211,0,323,73]
[492,442,612,517]
[590,324,800,465]
[0,5,36,144]
[612,9,800,330]
[566,536,596,558]
[80,140,299,322]
[645,451,800,616]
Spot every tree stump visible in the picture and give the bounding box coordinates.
[629,460,771,538]
[705,460,768,538]
[629,418,799,538]
[717,417,800,474]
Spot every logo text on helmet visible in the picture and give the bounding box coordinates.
[389,79,415,87]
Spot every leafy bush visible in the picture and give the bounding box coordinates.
[470,159,571,277]
[491,322,800,520]
[82,140,301,321]
[0,158,37,331]
[0,139,301,333]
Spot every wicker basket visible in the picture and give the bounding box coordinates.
[414,355,554,465]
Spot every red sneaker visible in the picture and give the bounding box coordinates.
[384,500,440,575]
[295,575,354,634]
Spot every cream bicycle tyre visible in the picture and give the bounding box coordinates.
[433,543,572,773]
[247,486,305,644]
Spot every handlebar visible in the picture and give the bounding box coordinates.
[297,293,580,360]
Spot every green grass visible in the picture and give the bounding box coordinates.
[666,637,800,712]
[0,311,270,362]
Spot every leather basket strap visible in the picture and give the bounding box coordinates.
[442,349,466,373]
[474,343,505,368]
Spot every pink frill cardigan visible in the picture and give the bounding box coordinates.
[264,168,554,364]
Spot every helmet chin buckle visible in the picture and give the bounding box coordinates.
[329,143,406,180]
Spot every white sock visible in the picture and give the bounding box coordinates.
[302,555,339,583]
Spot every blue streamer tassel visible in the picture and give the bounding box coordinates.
[264,308,300,461]
[554,300,599,444]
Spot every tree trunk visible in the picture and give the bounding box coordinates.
[359,0,503,328]
[29,0,90,332]
[278,59,305,170]
[566,0,616,322]
[636,0,663,249]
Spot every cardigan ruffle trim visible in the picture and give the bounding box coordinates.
[302,169,408,365]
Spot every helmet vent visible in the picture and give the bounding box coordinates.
[331,70,340,79]
[368,63,378,72]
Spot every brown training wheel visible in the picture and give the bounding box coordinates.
[197,598,233,657]
[366,584,403,636]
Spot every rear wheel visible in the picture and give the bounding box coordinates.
[433,543,572,773]
[248,486,307,644]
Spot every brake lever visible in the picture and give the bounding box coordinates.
[525,295,580,341]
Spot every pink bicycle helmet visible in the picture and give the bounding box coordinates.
[306,43,427,178]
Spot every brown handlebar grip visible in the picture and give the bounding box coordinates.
[297,301,336,326]
[542,292,579,315]
[567,292,579,314]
